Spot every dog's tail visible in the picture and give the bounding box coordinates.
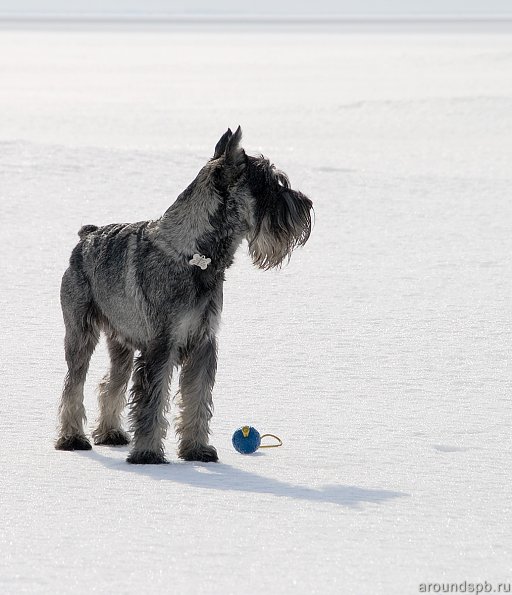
[78,224,98,240]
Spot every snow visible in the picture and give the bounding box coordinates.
[1,22,512,594]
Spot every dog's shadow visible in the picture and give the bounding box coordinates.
[79,448,408,508]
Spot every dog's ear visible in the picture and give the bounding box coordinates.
[213,128,233,159]
[224,125,245,168]
[213,126,246,191]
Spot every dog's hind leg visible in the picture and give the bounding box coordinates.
[175,335,219,462]
[56,269,99,451]
[126,339,175,464]
[92,337,133,446]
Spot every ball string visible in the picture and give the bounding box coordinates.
[258,434,283,448]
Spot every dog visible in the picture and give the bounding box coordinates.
[56,127,313,464]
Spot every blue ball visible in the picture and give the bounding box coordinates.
[232,426,261,454]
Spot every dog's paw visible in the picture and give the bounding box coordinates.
[178,444,218,463]
[93,428,131,446]
[55,434,92,451]
[126,450,168,465]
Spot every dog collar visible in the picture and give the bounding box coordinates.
[189,254,211,270]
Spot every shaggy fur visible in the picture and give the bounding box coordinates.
[55,127,313,464]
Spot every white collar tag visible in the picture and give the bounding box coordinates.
[189,254,211,270]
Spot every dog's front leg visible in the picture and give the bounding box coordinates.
[126,339,175,464]
[176,335,218,462]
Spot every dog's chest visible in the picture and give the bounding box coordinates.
[174,304,208,346]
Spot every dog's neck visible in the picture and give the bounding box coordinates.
[153,177,244,271]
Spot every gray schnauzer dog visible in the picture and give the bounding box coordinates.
[56,127,313,464]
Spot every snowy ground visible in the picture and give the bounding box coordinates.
[1,22,511,594]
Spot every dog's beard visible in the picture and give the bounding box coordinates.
[248,190,312,270]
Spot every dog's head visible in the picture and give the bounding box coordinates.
[210,126,313,269]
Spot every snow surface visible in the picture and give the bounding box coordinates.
[1,23,511,595]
